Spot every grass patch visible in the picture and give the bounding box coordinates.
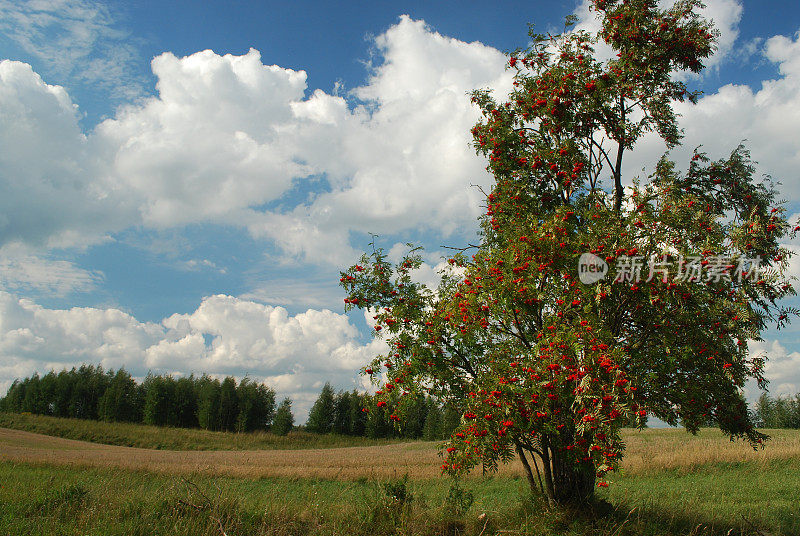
[602,459,800,535]
[0,459,797,535]
[0,412,404,450]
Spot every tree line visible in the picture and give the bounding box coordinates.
[0,365,282,433]
[304,382,461,440]
[0,367,461,439]
[755,392,800,429]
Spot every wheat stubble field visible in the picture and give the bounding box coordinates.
[2,426,800,479]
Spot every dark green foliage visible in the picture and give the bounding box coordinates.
[218,377,239,432]
[1,365,111,420]
[333,390,352,435]
[68,365,110,420]
[0,380,21,412]
[236,377,276,432]
[196,375,222,431]
[400,393,427,439]
[98,369,142,423]
[365,395,394,439]
[348,390,367,436]
[306,382,336,434]
[142,374,177,427]
[440,401,461,439]
[21,373,47,415]
[272,397,294,436]
[422,399,442,440]
[174,376,199,428]
[0,367,282,435]
[51,370,75,417]
[1,367,458,439]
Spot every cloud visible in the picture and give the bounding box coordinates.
[178,259,226,274]
[621,28,800,199]
[0,290,164,384]
[243,16,514,263]
[1,15,514,265]
[748,339,800,397]
[695,0,743,69]
[1,11,799,286]
[0,0,143,100]
[0,60,131,248]
[239,276,346,311]
[94,48,313,228]
[4,8,796,269]
[0,243,102,296]
[2,11,798,260]
[0,291,385,419]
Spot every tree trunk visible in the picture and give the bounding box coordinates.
[531,434,595,506]
[515,442,543,496]
[549,449,595,504]
[613,95,626,214]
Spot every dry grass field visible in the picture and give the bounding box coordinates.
[3,426,799,480]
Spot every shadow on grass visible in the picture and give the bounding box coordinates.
[162,479,780,536]
[7,465,789,536]
[506,493,782,536]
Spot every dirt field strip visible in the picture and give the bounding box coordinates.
[2,427,798,480]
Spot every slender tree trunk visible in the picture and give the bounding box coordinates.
[515,442,542,496]
[540,435,555,504]
[613,95,626,214]
[529,449,545,497]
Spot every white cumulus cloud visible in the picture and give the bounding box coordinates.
[0,60,130,248]
[94,48,313,228]
[0,291,385,418]
[749,338,800,397]
[0,16,513,266]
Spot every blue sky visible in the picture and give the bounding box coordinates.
[1,0,800,418]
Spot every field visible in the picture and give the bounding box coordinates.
[1,415,799,535]
[0,412,404,451]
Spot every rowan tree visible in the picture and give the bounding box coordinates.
[340,0,798,505]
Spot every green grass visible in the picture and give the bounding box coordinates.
[602,460,800,535]
[0,459,797,535]
[0,412,404,450]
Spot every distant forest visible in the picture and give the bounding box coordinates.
[755,392,800,429]
[5,366,797,436]
[0,365,461,439]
